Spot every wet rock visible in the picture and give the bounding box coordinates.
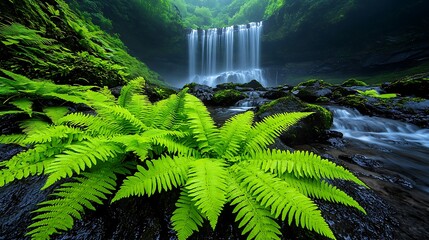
[341,78,368,87]
[339,154,383,169]
[240,79,265,90]
[183,83,214,103]
[215,82,240,90]
[109,86,123,98]
[292,79,334,103]
[212,89,246,106]
[256,95,333,145]
[318,180,398,240]
[373,174,415,190]
[382,75,429,98]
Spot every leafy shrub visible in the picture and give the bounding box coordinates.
[0,72,366,240]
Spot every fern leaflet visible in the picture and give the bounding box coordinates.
[234,164,336,239]
[227,173,281,240]
[244,112,312,155]
[113,155,192,202]
[186,158,227,229]
[172,188,204,240]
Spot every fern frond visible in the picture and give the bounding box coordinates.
[22,126,85,145]
[43,107,69,124]
[184,94,219,155]
[281,174,366,213]
[19,118,50,133]
[172,188,204,240]
[43,138,124,189]
[110,134,151,160]
[112,155,193,202]
[10,98,33,116]
[97,105,148,134]
[43,92,88,104]
[152,89,186,130]
[126,95,153,124]
[118,77,145,107]
[0,160,51,187]
[59,112,121,136]
[27,162,122,239]
[227,174,281,240]
[0,134,27,145]
[248,149,367,187]
[152,136,198,157]
[186,158,227,229]
[234,164,336,239]
[243,112,312,155]
[0,110,26,116]
[216,111,254,158]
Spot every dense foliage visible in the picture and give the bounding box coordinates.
[172,0,285,27]
[0,0,162,87]
[0,71,366,239]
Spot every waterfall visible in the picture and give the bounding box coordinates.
[187,22,265,87]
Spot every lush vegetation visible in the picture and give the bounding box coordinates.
[0,71,366,239]
[0,0,162,87]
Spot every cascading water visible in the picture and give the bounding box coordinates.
[330,106,429,193]
[187,22,265,87]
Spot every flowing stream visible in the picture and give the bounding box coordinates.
[330,106,429,193]
[187,22,265,86]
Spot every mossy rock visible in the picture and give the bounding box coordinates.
[339,94,368,108]
[240,80,265,90]
[145,84,177,102]
[212,89,246,106]
[257,95,333,145]
[215,82,240,90]
[383,76,429,98]
[342,78,368,87]
[293,79,332,90]
[316,96,331,103]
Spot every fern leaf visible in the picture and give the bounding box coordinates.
[43,93,88,104]
[27,162,122,239]
[281,174,366,213]
[112,155,192,202]
[43,138,123,189]
[227,174,281,240]
[59,112,122,136]
[0,134,27,145]
[97,105,148,133]
[0,110,26,116]
[22,126,85,145]
[118,77,145,107]
[126,95,153,124]
[172,188,204,240]
[19,118,50,133]
[110,134,151,160]
[10,98,33,116]
[248,149,367,187]
[43,106,69,124]
[234,164,336,239]
[0,160,51,187]
[184,94,219,155]
[244,112,312,155]
[152,136,197,156]
[216,111,254,158]
[186,158,227,229]
[152,89,187,130]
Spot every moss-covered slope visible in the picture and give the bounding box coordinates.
[0,0,162,87]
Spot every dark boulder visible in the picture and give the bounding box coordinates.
[240,79,265,90]
[293,80,333,103]
[256,95,333,145]
[211,89,246,106]
[183,83,214,103]
[382,75,429,98]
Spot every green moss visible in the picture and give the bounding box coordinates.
[316,96,331,103]
[341,78,368,87]
[0,0,162,87]
[358,90,397,99]
[212,89,245,106]
[183,82,198,89]
[305,104,333,129]
[340,94,368,108]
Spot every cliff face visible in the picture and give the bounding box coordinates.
[262,0,429,74]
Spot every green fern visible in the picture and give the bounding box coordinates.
[27,161,127,240]
[9,98,33,116]
[0,74,367,240]
[114,94,366,240]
